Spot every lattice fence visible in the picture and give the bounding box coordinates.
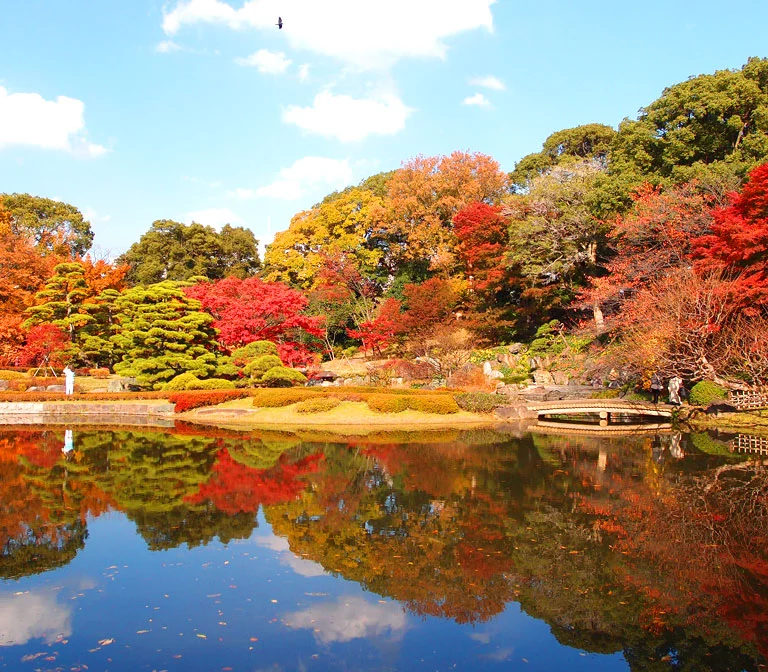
[728,388,768,410]
[730,434,768,456]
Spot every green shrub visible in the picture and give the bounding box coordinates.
[454,392,506,413]
[231,340,279,362]
[366,394,410,413]
[164,372,205,391]
[294,397,342,414]
[590,389,620,399]
[407,395,459,414]
[251,388,317,407]
[195,378,236,390]
[261,366,307,387]
[365,393,459,414]
[689,381,728,406]
[244,354,283,380]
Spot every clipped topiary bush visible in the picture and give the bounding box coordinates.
[689,381,728,406]
[261,366,307,387]
[169,390,249,412]
[244,354,283,380]
[231,340,279,362]
[194,378,236,390]
[407,395,459,414]
[454,392,505,413]
[251,388,317,407]
[164,372,205,391]
[366,394,410,413]
[294,397,342,414]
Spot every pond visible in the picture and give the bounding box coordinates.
[0,424,766,671]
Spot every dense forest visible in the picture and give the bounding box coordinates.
[2,57,768,390]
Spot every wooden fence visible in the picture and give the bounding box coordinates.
[728,388,768,410]
[730,434,768,456]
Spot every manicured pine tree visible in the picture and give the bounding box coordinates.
[110,281,219,388]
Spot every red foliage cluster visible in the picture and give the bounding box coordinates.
[453,202,510,295]
[347,298,402,356]
[185,276,324,366]
[15,324,70,368]
[185,450,324,514]
[168,390,250,413]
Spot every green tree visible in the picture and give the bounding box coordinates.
[118,220,260,285]
[1,193,93,257]
[110,281,219,388]
[23,262,95,338]
[510,123,616,191]
[611,57,768,184]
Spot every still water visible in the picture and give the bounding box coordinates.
[0,424,765,671]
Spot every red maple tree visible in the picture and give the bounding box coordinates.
[186,277,324,365]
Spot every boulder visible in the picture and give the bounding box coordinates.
[495,403,537,420]
[0,380,8,391]
[533,370,554,384]
[46,385,66,393]
[704,401,739,417]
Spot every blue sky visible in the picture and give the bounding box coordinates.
[1,0,767,258]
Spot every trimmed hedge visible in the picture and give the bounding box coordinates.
[294,397,342,414]
[0,391,171,402]
[365,393,459,414]
[0,370,27,380]
[164,373,236,391]
[169,390,250,413]
[454,392,506,413]
[251,388,317,407]
[366,394,410,413]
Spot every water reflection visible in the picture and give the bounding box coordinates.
[0,425,765,670]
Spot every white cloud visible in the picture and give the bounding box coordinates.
[469,75,505,90]
[298,64,310,82]
[0,591,72,646]
[82,207,111,223]
[156,39,183,53]
[463,92,491,107]
[283,91,411,143]
[285,596,407,644]
[0,86,107,158]
[236,49,292,74]
[185,207,244,229]
[163,0,495,70]
[256,534,327,577]
[233,156,353,201]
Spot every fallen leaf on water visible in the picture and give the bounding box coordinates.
[98,639,114,646]
[136,630,149,635]
[197,634,207,639]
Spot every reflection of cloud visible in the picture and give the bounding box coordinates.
[285,596,407,644]
[482,647,513,661]
[469,632,492,644]
[0,591,72,646]
[256,534,326,577]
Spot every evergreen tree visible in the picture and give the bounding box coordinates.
[110,281,219,388]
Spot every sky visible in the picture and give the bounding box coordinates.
[1,0,768,259]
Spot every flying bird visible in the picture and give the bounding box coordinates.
[276,16,283,29]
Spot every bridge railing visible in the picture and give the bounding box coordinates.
[728,387,768,410]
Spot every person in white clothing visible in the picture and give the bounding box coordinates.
[63,365,75,395]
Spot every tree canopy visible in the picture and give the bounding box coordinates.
[118,220,260,285]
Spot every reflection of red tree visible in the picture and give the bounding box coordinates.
[186,450,323,515]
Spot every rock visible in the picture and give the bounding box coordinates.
[46,385,66,393]
[533,370,554,384]
[508,343,524,354]
[27,386,45,392]
[704,401,739,416]
[495,385,524,398]
[552,371,570,386]
[488,370,504,380]
[0,380,8,391]
[495,403,538,420]
[108,377,138,392]
[482,361,493,376]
